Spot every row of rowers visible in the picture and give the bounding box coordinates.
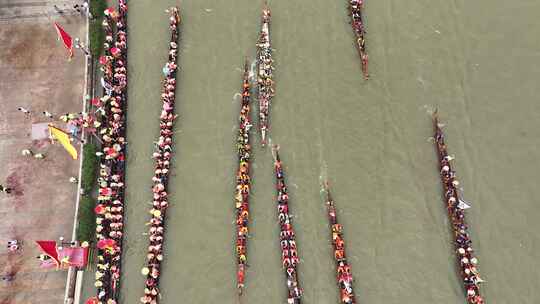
[348,0,369,78]
[274,153,303,304]
[255,9,274,145]
[326,188,357,304]
[436,132,485,304]
[93,2,128,304]
[140,7,181,304]
[234,64,253,291]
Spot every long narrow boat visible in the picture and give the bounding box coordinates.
[324,183,357,304]
[348,0,369,79]
[256,5,274,146]
[234,61,253,295]
[272,145,303,304]
[432,111,485,304]
[138,7,181,304]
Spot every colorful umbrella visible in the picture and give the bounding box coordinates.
[99,55,108,65]
[85,297,99,304]
[97,238,116,250]
[94,204,106,214]
[110,47,121,57]
[91,98,102,106]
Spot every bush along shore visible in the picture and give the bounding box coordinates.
[89,0,108,57]
[75,0,107,244]
[77,142,99,242]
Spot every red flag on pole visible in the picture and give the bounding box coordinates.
[36,240,61,267]
[53,22,73,59]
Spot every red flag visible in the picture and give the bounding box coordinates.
[36,240,61,267]
[53,22,73,58]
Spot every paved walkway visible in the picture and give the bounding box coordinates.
[0,0,81,22]
[0,10,85,304]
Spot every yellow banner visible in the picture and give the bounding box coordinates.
[48,125,78,160]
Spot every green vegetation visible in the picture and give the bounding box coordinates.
[76,142,99,242]
[89,0,108,57]
[81,142,98,193]
[77,196,97,242]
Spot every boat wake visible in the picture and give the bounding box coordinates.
[317,126,328,191]
[319,162,328,192]
[421,104,437,116]
[248,60,257,82]
[233,92,242,103]
[266,137,273,151]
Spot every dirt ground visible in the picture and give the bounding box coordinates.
[0,10,85,304]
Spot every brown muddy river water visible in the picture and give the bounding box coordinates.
[117,1,540,303]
